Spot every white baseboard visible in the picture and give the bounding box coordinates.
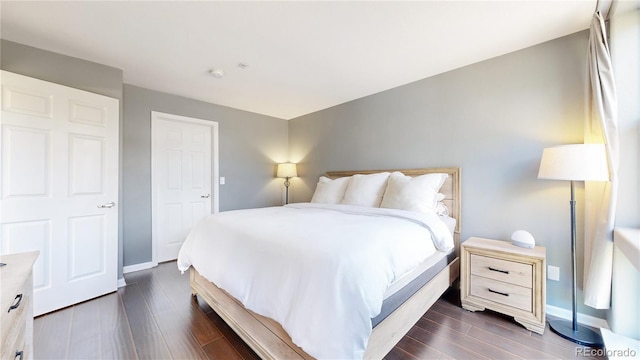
[123,261,157,274]
[546,304,610,329]
[117,278,127,288]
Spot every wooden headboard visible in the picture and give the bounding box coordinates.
[325,167,461,253]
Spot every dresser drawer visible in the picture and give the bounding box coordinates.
[1,252,38,360]
[470,254,533,288]
[470,275,532,312]
[1,310,26,360]
[1,284,30,344]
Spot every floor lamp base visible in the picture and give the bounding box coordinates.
[549,318,604,348]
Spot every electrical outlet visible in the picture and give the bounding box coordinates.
[548,265,560,281]
[219,177,226,185]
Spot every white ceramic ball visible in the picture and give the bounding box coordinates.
[511,230,535,248]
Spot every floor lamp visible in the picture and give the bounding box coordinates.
[277,163,297,204]
[538,144,609,347]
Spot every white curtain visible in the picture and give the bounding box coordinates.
[583,10,619,309]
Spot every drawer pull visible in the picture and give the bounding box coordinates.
[8,293,23,312]
[15,351,23,360]
[488,266,510,275]
[488,288,510,297]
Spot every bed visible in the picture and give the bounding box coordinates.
[179,167,461,359]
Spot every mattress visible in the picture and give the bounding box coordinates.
[373,215,457,327]
[382,215,455,299]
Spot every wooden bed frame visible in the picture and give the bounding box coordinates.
[190,167,461,359]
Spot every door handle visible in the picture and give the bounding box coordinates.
[98,202,116,208]
[200,194,211,199]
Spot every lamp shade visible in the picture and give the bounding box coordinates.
[277,163,297,178]
[538,144,609,181]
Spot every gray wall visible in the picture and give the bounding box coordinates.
[1,39,127,280]
[123,85,289,266]
[289,31,609,318]
[0,40,123,100]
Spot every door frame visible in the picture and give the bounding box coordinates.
[151,111,219,265]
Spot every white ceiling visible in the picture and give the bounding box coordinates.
[0,1,635,120]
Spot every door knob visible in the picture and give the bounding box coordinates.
[200,194,211,198]
[98,202,115,208]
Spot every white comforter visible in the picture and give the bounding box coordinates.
[177,203,453,359]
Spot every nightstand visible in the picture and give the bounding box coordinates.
[461,237,546,334]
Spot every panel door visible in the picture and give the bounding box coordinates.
[0,71,119,316]
[152,113,213,262]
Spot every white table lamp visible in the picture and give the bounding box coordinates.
[277,163,297,204]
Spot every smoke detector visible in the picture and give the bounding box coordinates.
[209,68,225,78]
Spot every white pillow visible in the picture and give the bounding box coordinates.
[310,176,351,204]
[435,202,450,216]
[434,193,450,216]
[341,172,391,207]
[380,172,448,213]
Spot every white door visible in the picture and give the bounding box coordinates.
[152,112,218,263]
[0,71,119,316]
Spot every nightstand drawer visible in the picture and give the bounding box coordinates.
[470,275,532,312]
[470,254,532,288]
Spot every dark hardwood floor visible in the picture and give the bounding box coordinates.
[34,261,603,359]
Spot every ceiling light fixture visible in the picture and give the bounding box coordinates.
[209,68,225,78]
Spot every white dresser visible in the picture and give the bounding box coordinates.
[0,251,39,360]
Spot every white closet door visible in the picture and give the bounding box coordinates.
[0,71,119,316]
[152,112,214,263]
